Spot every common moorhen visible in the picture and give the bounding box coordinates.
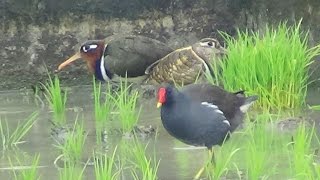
[56,35,173,81]
[145,38,226,86]
[157,84,258,179]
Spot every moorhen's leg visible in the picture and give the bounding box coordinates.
[194,148,215,179]
[209,148,216,165]
[194,166,205,180]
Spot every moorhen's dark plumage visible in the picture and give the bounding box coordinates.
[56,34,173,82]
[180,83,258,132]
[157,84,258,179]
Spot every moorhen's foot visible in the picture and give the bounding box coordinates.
[194,166,205,180]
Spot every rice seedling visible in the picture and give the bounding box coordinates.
[41,75,67,126]
[130,140,160,180]
[288,123,315,179]
[244,113,277,180]
[93,78,113,144]
[9,154,41,180]
[315,164,320,179]
[0,112,38,150]
[210,21,320,110]
[94,146,122,180]
[120,138,159,180]
[206,144,240,180]
[110,78,140,133]
[313,134,320,178]
[59,161,86,180]
[309,105,320,110]
[54,118,87,164]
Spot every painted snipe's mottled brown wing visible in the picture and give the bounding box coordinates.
[145,46,207,85]
[104,35,173,77]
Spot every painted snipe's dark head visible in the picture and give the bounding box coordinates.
[56,40,113,81]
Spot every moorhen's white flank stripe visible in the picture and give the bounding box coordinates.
[201,102,230,126]
[201,102,223,114]
[223,120,230,126]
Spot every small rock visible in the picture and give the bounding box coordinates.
[140,84,157,99]
[276,116,312,133]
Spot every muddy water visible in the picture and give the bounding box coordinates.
[0,85,319,180]
[0,85,208,180]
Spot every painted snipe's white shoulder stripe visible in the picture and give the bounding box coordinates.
[100,55,110,81]
[190,49,211,75]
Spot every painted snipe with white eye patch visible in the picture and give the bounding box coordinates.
[56,35,173,82]
[145,38,227,86]
[156,84,258,179]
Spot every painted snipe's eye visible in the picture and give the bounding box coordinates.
[81,44,98,53]
[207,41,215,47]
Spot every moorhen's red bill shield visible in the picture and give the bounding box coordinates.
[157,84,258,179]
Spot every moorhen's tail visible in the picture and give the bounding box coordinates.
[240,95,259,113]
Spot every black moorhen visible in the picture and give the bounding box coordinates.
[157,84,258,179]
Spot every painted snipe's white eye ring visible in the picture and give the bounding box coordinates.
[82,44,98,52]
[207,41,215,47]
[200,41,215,47]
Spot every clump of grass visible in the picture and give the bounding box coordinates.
[289,123,315,179]
[54,118,87,163]
[9,154,41,180]
[59,161,86,180]
[110,79,140,133]
[0,112,38,150]
[93,78,113,144]
[94,146,122,180]
[211,20,320,110]
[41,75,67,126]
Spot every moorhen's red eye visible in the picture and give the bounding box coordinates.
[81,44,98,53]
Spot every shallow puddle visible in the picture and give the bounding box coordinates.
[0,85,319,180]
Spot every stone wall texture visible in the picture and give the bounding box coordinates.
[1,0,320,89]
